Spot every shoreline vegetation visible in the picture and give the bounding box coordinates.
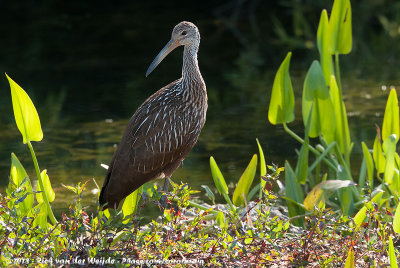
[2,0,400,266]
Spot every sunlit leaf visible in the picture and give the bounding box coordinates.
[122,186,142,222]
[6,73,43,144]
[389,236,399,268]
[302,61,335,142]
[210,157,229,196]
[284,161,304,226]
[256,139,267,192]
[9,153,33,214]
[216,211,225,229]
[329,0,352,54]
[361,142,374,189]
[373,135,386,175]
[344,248,355,268]
[353,191,383,230]
[330,76,351,154]
[233,154,258,206]
[33,203,48,230]
[304,180,355,211]
[393,203,400,233]
[382,89,400,143]
[383,134,397,184]
[268,52,294,125]
[36,169,55,203]
[317,9,334,84]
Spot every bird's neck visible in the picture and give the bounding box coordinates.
[182,44,204,90]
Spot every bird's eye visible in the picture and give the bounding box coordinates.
[181,31,187,36]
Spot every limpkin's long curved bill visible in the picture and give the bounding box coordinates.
[146,39,180,77]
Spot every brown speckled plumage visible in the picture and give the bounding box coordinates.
[99,21,207,209]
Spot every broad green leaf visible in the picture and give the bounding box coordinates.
[373,136,386,175]
[122,186,142,222]
[9,153,33,215]
[353,191,383,230]
[210,157,228,195]
[329,0,352,54]
[285,161,304,226]
[393,203,400,233]
[6,73,43,144]
[383,134,397,184]
[344,248,355,268]
[233,154,258,206]
[317,10,334,84]
[304,180,355,211]
[330,76,351,154]
[268,52,294,125]
[302,61,335,142]
[36,170,55,203]
[256,139,267,191]
[382,89,400,142]
[389,236,399,268]
[361,142,374,189]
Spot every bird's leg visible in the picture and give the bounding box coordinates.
[160,177,170,209]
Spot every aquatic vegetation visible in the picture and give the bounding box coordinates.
[1,0,400,266]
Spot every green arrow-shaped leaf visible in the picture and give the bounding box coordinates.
[6,73,43,144]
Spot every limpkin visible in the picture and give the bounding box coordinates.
[99,21,207,209]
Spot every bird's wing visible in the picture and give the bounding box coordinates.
[101,83,201,207]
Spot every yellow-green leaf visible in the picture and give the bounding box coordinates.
[383,134,397,184]
[268,52,294,125]
[382,89,400,143]
[329,0,352,54]
[361,142,374,189]
[330,76,351,154]
[233,154,258,206]
[317,10,334,84]
[302,61,335,142]
[373,135,386,175]
[256,139,267,193]
[393,203,400,233]
[353,191,383,230]
[389,236,399,268]
[6,73,43,144]
[36,169,55,203]
[9,153,33,215]
[344,248,355,268]
[210,157,228,195]
[122,186,142,223]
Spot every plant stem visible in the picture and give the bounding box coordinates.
[335,53,351,167]
[28,141,57,225]
[283,123,337,171]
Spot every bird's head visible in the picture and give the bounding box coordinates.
[146,21,200,77]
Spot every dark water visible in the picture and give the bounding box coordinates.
[0,1,399,216]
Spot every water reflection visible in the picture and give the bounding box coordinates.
[0,76,396,216]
